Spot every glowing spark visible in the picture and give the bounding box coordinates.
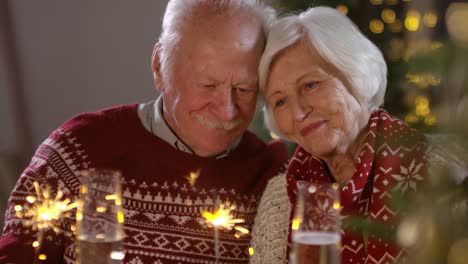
[14,181,78,233]
[234,226,249,234]
[105,194,118,200]
[186,169,201,188]
[117,211,125,223]
[292,218,302,231]
[202,204,246,231]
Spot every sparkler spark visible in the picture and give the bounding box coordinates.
[186,169,201,188]
[201,204,245,230]
[14,181,78,233]
[201,203,250,263]
[14,181,78,263]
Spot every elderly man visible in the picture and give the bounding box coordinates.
[0,1,287,263]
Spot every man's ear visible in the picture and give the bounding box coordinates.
[152,43,165,92]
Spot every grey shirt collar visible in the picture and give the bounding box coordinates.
[137,96,240,159]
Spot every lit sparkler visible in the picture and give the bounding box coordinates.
[14,181,78,263]
[201,203,250,263]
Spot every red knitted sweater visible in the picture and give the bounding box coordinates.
[0,104,288,263]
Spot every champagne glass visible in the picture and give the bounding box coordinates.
[290,181,341,264]
[76,169,125,264]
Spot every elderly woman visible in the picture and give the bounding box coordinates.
[250,7,428,264]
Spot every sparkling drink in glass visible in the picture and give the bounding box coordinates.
[76,169,125,264]
[290,181,341,264]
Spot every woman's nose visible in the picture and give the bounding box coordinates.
[293,98,311,122]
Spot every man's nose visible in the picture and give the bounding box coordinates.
[215,86,238,121]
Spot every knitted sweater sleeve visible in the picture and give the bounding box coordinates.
[249,173,291,264]
[0,127,85,263]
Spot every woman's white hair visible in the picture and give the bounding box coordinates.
[157,0,276,86]
[259,6,387,139]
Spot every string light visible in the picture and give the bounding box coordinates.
[405,10,421,31]
[336,5,348,16]
[406,73,441,88]
[423,11,438,28]
[382,9,396,24]
[370,19,384,34]
[415,96,430,117]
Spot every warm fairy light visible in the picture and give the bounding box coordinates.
[382,9,396,24]
[415,96,430,117]
[96,234,106,239]
[336,5,348,16]
[423,11,438,28]
[370,19,384,34]
[32,241,40,248]
[96,206,106,213]
[405,10,420,31]
[38,254,47,260]
[405,113,419,124]
[424,114,437,126]
[201,204,246,231]
[248,247,255,256]
[446,3,468,48]
[186,169,201,188]
[14,181,79,233]
[370,0,383,5]
[406,73,441,88]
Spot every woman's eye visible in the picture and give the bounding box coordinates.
[274,98,287,109]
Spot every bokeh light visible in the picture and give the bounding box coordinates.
[405,10,421,31]
[382,9,396,24]
[423,11,438,28]
[370,19,384,34]
[446,3,468,47]
[336,5,348,16]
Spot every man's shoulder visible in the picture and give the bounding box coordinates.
[59,103,139,134]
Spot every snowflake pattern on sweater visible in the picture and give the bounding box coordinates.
[286,109,428,264]
[1,104,288,264]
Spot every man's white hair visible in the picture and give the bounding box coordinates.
[258,7,387,139]
[157,0,276,87]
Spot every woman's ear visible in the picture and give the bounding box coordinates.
[152,43,165,92]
